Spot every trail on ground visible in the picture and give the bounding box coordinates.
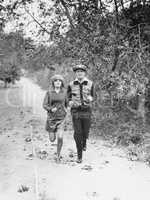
[0,78,150,200]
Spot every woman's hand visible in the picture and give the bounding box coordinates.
[51,107,57,112]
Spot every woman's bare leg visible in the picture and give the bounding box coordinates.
[56,131,63,162]
[49,131,56,142]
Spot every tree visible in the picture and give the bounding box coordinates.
[0,62,21,87]
[0,31,34,87]
[1,0,150,136]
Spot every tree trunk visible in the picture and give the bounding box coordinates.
[138,94,146,127]
[12,79,15,84]
[60,0,75,30]
[4,80,8,88]
[112,46,119,71]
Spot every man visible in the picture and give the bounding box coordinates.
[67,64,95,163]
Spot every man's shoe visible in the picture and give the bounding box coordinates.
[82,139,87,151]
[83,146,86,151]
[82,143,87,151]
[76,158,82,163]
[56,155,61,163]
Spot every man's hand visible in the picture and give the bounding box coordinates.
[87,96,93,102]
[69,101,74,107]
[51,107,57,112]
[84,96,93,103]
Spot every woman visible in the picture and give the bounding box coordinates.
[43,74,67,162]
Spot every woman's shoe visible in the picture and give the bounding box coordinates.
[56,156,61,163]
[76,158,82,163]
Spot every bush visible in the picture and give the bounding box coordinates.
[0,64,21,87]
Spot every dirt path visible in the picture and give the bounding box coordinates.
[0,77,150,200]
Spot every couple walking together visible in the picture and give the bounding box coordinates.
[43,64,95,163]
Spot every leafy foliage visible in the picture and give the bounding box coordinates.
[0,63,21,87]
[1,0,150,149]
[0,31,34,87]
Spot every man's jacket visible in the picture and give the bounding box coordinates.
[67,77,95,109]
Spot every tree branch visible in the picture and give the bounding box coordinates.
[126,104,140,116]
[24,6,51,35]
[59,0,75,30]
[114,0,119,27]
[112,46,119,71]
[120,0,125,15]
[77,0,82,25]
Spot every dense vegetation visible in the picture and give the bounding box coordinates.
[0,0,150,159]
[0,31,34,87]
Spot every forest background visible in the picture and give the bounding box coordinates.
[0,0,150,161]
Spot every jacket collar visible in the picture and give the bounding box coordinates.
[74,77,88,85]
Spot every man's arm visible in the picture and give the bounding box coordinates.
[67,84,74,107]
[85,82,96,104]
[67,85,72,102]
[91,83,96,101]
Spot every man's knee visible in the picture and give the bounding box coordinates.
[74,132,82,143]
[57,131,63,140]
[57,137,63,144]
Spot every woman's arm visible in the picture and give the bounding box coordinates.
[43,91,51,112]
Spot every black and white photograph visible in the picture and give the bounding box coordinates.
[0,0,150,200]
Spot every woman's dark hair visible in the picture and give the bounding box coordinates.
[52,79,64,89]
